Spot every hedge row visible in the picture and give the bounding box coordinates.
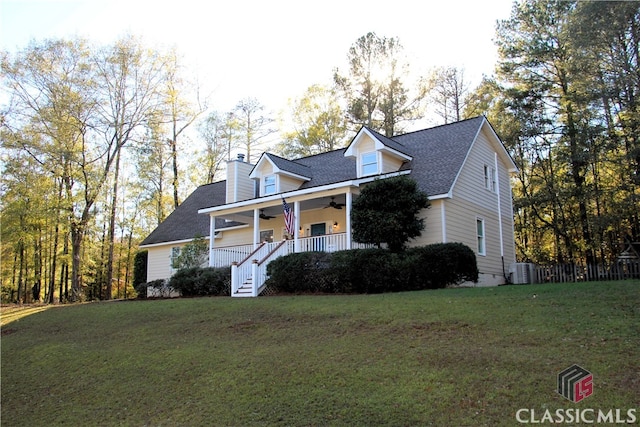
[168,267,231,297]
[265,243,479,294]
[138,243,478,298]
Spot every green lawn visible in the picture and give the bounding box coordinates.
[2,281,638,426]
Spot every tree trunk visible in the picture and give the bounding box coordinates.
[171,138,179,209]
[70,225,84,302]
[105,149,122,300]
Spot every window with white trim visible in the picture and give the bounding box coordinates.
[170,246,181,271]
[260,229,274,243]
[361,152,378,176]
[263,175,276,195]
[476,218,486,255]
[484,165,496,192]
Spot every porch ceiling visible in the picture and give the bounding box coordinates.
[215,192,349,222]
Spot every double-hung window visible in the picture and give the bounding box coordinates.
[476,218,486,256]
[361,152,378,176]
[264,175,276,195]
[484,165,496,192]
[170,246,181,271]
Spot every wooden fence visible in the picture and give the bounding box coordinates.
[532,261,640,283]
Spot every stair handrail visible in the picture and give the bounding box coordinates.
[237,242,267,267]
[258,240,288,265]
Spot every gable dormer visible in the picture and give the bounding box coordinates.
[249,153,312,197]
[344,127,413,178]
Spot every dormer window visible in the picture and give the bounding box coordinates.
[361,152,379,175]
[264,175,276,195]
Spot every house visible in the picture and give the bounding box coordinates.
[139,116,518,296]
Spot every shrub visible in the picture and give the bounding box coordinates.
[265,243,478,294]
[265,252,333,293]
[133,250,148,288]
[168,267,231,297]
[329,248,403,293]
[405,243,479,289]
[352,176,430,252]
[144,279,170,298]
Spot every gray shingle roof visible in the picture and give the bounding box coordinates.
[363,127,412,156]
[141,116,489,246]
[398,116,485,196]
[139,181,239,246]
[263,153,312,179]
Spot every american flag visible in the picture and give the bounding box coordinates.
[282,197,295,236]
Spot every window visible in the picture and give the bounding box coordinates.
[484,165,496,192]
[476,218,486,255]
[361,152,378,175]
[263,175,276,195]
[260,229,274,243]
[170,246,181,270]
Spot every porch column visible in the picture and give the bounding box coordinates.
[294,200,301,252]
[345,191,352,249]
[253,208,260,249]
[208,214,216,267]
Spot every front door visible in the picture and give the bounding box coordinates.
[310,223,326,252]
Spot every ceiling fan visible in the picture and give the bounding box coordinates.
[324,197,345,210]
[259,210,275,220]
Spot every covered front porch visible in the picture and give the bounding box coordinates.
[199,186,362,296]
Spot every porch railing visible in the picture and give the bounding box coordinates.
[211,233,367,268]
[220,233,378,296]
[210,243,255,268]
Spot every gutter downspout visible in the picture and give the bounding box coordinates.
[253,208,260,249]
[208,214,216,267]
[294,200,301,252]
[495,152,508,283]
[346,191,353,249]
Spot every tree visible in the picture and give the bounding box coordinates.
[233,98,275,162]
[277,84,348,158]
[2,38,102,301]
[425,66,470,124]
[94,35,165,299]
[161,48,207,209]
[198,111,238,183]
[334,32,424,136]
[496,0,598,264]
[351,176,430,252]
[171,236,208,270]
[490,0,640,264]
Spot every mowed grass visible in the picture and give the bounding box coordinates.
[1,281,638,427]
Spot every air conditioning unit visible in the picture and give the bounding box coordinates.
[509,263,536,284]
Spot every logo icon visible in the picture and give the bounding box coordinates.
[558,364,593,402]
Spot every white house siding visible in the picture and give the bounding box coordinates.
[381,154,405,174]
[226,160,254,203]
[411,199,444,247]
[146,245,174,282]
[279,175,304,193]
[358,135,377,152]
[445,128,516,286]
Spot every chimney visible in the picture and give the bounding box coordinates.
[226,155,254,203]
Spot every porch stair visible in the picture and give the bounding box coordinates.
[233,277,267,297]
[230,240,290,297]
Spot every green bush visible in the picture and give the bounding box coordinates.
[329,248,404,293]
[265,243,478,294]
[168,267,231,297]
[405,243,479,289]
[133,250,148,288]
[265,252,333,293]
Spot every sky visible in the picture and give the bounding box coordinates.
[1,0,515,122]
